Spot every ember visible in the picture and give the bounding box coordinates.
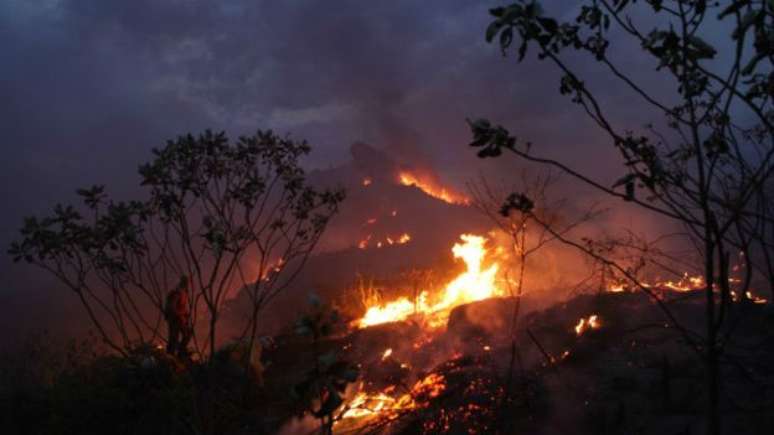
[338,373,447,424]
[574,314,601,336]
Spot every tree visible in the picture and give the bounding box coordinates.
[9,130,344,360]
[470,1,774,434]
[467,170,600,414]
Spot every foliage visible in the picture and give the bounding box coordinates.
[471,1,774,434]
[9,130,345,357]
[292,295,358,435]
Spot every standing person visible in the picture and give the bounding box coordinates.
[165,275,191,357]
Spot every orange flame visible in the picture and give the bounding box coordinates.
[356,234,502,328]
[340,373,446,422]
[574,314,600,336]
[397,171,469,205]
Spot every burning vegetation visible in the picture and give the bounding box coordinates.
[397,170,470,205]
[357,233,503,329]
[8,2,774,435]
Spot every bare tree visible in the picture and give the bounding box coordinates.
[467,170,600,413]
[471,1,774,433]
[9,130,344,360]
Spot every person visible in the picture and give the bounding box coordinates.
[165,275,191,357]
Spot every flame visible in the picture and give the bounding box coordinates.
[745,291,768,304]
[358,233,412,250]
[397,171,469,205]
[606,273,705,293]
[340,373,446,422]
[574,314,600,336]
[381,348,393,361]
[357,234,502,328]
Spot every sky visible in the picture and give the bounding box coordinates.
[0,0,698,340]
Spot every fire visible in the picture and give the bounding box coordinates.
[357,233,412,250]
[606,273,705,293]
[357,234,503,328]
[381,348,393,361]
[358,235,372,249]
[745,291,768,304]
[397,171,469,205]
[362,177,373,186]
[340,373,447,423]
[574,314,600,336]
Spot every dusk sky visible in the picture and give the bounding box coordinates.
[0,1,667,337]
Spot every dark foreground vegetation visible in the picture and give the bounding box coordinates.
[2,290,774,434]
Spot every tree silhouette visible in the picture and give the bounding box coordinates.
[10,130,344,360]
[471,1,774,434]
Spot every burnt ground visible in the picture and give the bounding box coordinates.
[2,291,773,434]
[263,291,774,434]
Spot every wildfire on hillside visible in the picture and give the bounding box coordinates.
[355,233,504,329]
[605,272,768,303]
[397,170,469,205]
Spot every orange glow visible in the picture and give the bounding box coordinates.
[745,291,768,304]
[362,177,373,186]
[339,373,446,423]
[397,171,469,205]
[574,314,600,336]
[358,235,372,250]
[358,233,412,250]
[606,273,705,293]
[356,234,503,328]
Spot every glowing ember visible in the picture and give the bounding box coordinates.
[382,348,393,361]
[574,314,601,336]
[397,171,469,205]
[358,235,372,249]
[607,283,626,293]
[362,177,373,186]
[339,373,447,423]
[606,273,706,293]
[357,234,503,328]
[358,233,412,250]
[745,291,768,304]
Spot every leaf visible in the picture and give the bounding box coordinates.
[500,27,514,49]
[486,21,503,43]
[686,35,716,59]
[537,17,558,34]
